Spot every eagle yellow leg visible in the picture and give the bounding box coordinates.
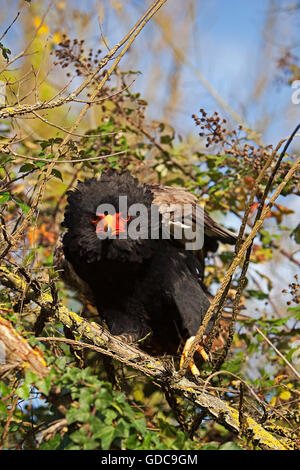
[179,336,209,376]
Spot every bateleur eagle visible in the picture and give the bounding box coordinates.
[55,171,238,369]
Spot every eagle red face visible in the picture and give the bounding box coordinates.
[90,212,130,236]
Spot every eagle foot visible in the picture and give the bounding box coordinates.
[179,336,209,377]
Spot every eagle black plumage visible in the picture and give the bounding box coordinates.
[55,171,237,356]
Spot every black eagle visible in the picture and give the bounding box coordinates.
[55,171,238,363]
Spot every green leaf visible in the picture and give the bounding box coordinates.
[0,42,11,62]
[0,382,11,396]
[125,434,140,449]
[24,370,38,385]
[51,169,63,181]
[36,376,51,396]
[9,425,19,432]
[114,418,130,439]
[104,409,117,425]
[70,428,89,444]
[19,163,35,172]
[55,356,68,370]
[247,289,269,300]
[16,383,30,400]
[287,306,300,320]
[291,223,300,244]
[83,439,99,450]
[0,401,9,415]
[112,402,123,415]
[22,250,35,266]
[200,443,219,450]
[133,418,147,435]
[66,407,90,425]
[100,425,115,450]
[39,434,61,450]
[79,388,94,411]
[160,135,173,145]
[0,191,10,204]
[219,441,243,450]
[16,201,30,214]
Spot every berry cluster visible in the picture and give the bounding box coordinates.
[282,274,299,306]
[192,109,228,147]
[52,35,103,78]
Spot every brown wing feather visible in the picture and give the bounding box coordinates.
[149,184,237,246]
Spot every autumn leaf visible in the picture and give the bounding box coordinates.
[244,176,255,189]
[27,224,56,246]
[52,31,62,45]
[33,16,50,35]
[274,203,294,215]
[250,203,271,218]
[279,390,291,401]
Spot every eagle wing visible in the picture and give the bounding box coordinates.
[149,184,237,250]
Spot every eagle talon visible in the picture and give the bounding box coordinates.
[180,336,209,377]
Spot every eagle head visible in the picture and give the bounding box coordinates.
[62,170,158,264]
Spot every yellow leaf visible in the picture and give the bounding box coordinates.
[274,374,285,384]
[24,140,38,150]
[56,1,66,10]
[279,390,291,401]
[52,31,62,44]
[111,1,123,12]
[33,16,50,35]
[270,396,277,406]
[274,203,294,215]
[133,389,144,402]
[104,100,116,111]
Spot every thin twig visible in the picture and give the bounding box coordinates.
[0,11,20,42]
[6,148,126,164]
[255,326,300,381]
